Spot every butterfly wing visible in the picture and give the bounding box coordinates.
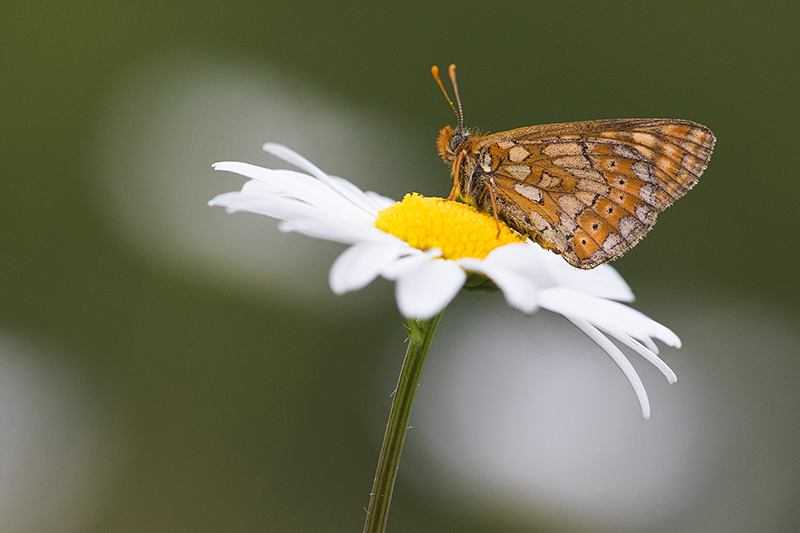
[474,119,715,269]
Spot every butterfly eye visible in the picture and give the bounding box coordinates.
[449,132,467,152]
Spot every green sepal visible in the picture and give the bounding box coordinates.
[462,271,499,292]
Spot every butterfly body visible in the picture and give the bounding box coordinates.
[433,66,715,269]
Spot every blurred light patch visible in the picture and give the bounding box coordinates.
[93,50,430,312]
[0,333,122,533]
[383,292,800,532]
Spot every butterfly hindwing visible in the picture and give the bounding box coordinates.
[470,119,715,268]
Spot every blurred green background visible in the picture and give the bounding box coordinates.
[3,1,799,532]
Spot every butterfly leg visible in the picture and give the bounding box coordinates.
[486,179,501,239]
[446,178,459,201]
[446,152,466,201]
[447,153,464,202]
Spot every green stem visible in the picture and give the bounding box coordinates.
[363,309,445,533]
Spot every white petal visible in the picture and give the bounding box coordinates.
[458,248,539,314]
[208,190,248,209]
[608,321,661,355]
[329,242,415,294]
[209,189,390,244]
[379,248,442,280]
[326,175,387,216]
[567,317,651,420]
[597,325,678,383]
[552,263,635,302]
[364,191,397,210]
[273,212,395,244]
[484,243,550,274]
[522,243,635,302]
[237,178,282,196]
[395,259,466,319]
[538,287,681,348]
[212,163,320,198]
[261,143,339,185]
[262,143,378,216]
[213,162,373,225]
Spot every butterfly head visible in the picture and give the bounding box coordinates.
[436,124,472,163]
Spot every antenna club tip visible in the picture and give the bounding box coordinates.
[449,64,457,74]
[431,63,463,126]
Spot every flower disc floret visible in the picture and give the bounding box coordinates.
[375,193,524,260]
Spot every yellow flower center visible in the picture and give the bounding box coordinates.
[375,193,525,260]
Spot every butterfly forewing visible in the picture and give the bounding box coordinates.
[465,119,715,269]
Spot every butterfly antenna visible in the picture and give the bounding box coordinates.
[431,65,461,128]
[448,64,465,132]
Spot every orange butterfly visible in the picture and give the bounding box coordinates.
[432,64,715,269]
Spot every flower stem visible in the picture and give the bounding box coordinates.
[363,309,445,533]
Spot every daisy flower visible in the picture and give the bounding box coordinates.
[209,142,679,420]
[210,141,686,533]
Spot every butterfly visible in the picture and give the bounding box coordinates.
[432,64,715,269]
